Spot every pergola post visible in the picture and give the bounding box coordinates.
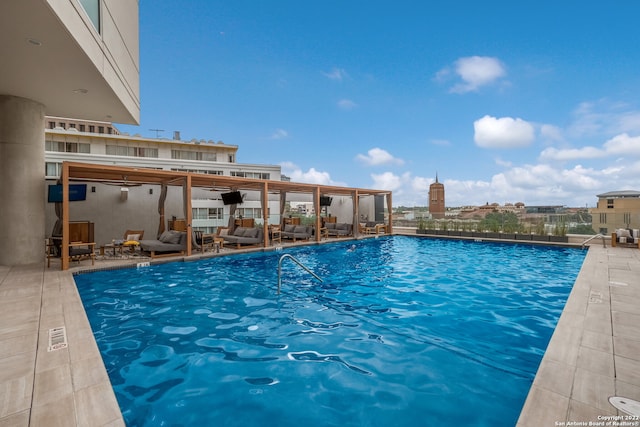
[262,182,269,248]
[61,162,70,270]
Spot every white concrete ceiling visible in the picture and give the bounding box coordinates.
[0,0,139,124]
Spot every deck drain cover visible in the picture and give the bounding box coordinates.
[609,396,640,416]
[48,326,68,352]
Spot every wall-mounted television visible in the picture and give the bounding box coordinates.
[221,191,243,205]
[320,196,333,206]
[47,184,87,203]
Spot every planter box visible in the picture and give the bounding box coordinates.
[435,230,448,235]
[548,235,569,243]
[448,231,462,236]
[532,234,550,242]
[500,233,516,240]
[485,232,500,239]
[459,231,474,237]
[472,232,487,238]
[515,234,532,241]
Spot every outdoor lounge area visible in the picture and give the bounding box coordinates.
[49,162,393,270]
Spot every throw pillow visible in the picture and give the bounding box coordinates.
[126,234,140,241]
[243,228,259,238]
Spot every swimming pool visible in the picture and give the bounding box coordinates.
[75,236,586,426]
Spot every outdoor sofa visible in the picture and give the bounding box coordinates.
[139,230,187,258]
[281,224,313,242]
[325,222,352,237]
[223,226,264,248]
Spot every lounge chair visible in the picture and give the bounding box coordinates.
[281,224,313,242]
[223,226,264,248]
[46,237,95,268]
[139,230,187,258]
[325,223,353,238]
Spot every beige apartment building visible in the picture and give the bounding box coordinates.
[590,190,640,234]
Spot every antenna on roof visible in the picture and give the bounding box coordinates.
[149,129,165,138]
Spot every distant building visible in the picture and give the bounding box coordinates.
[428,174,445,219]
[590,190,640,234]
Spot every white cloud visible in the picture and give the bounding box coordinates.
[323,67,348,81]
[473,115,535,148]
[270,129,289,139]
[356,148,404,166]
[539,146,605,161]
[371,172,403,191]
[337,99,358,110]
[603,133,640,156]
[446,56,506,94]
[280,162,345,186]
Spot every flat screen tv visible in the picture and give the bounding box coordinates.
[47,184,87,203]
[320,196,333,206]
[221,191,243,205]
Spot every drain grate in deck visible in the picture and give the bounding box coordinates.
[48,326,68,352]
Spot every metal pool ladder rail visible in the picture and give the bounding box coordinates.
[277,254,323,294]
[581,233,606,249]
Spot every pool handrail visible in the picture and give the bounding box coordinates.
[277,253,323,294]
[581,233,606,249]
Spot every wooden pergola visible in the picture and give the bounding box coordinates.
[58,161,393,270]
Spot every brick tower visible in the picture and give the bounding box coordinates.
[429,173,445,219]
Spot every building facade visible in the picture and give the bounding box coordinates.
[590,190,640,234]
[428,174,445,219]
[44,117,283,242]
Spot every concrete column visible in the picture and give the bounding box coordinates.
[0,95,45,266]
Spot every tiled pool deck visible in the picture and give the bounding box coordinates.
[0,240,638,426]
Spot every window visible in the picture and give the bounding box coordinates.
[193,208,223,220]
[599,213,607,224]
[607,199,614,208]
[79,0,100,33]
[106,145,158,158]
[172,168,223,175]
[58,122,66,129]
[98,126,104,134]
[89,125,95,133]
[228,154,235,163]
[79,124,85,132]
[45,140,90,153]
[624,212,631,225]
[230,171,270,180]
[48,121,56,129]
[45,162,62,178]
[172,150,218,161]
[237,208,262,219]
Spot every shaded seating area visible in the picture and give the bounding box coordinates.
[281,224,313,242]
[222,226,264,248]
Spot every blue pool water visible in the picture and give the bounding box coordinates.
[75,236,586,427]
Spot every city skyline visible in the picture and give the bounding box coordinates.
[119,1,640,208]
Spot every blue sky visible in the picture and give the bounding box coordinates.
[119,1,640,208]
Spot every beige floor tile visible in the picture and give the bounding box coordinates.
[72,357,110,391]
[516,386,569,427]
[576,346,614,377]
[0,409,29,427]
[29,394,76,427]
[32,365,73,408]
[0,375,33,419]
[0,335,37,359]
[572,368,616,412]
[615,356,640,387]
[581,330,613,353]
[532,358,575,397]
[75,383,123,427]
[567,398,616,422]
[613,336,640,361]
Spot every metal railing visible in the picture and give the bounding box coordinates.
[277,254,323,294]
[581,233,606,249]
